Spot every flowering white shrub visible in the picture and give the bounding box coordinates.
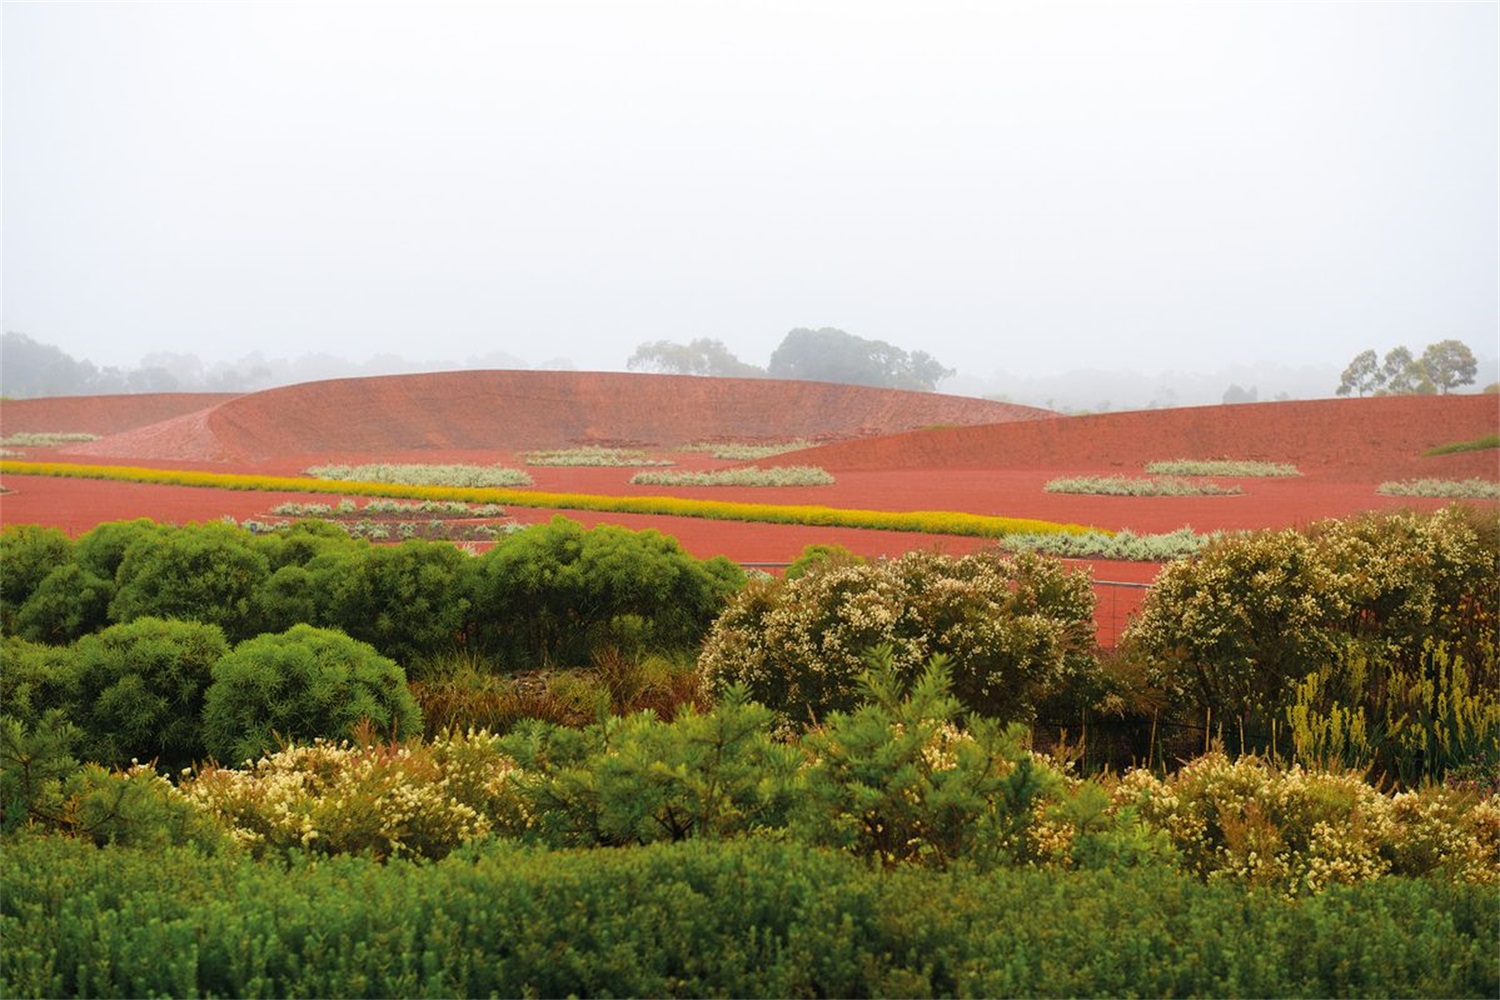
[700,550,1095,726]
[182,731,523,860]
[1111,753,1500,895]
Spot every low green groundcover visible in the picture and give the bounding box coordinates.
[3,836,1494,998]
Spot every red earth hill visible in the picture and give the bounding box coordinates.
[58,371,1051,464]
[800,395,1500,482]
[0,393,238,437]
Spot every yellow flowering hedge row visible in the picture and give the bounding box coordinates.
[0,460,1105,539]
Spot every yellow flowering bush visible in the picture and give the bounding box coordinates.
[182,730,523,860]
[1112,752,1500,895]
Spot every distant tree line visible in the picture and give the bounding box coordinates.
[628,328,955,392]
[1336,339,1479,397]
[0,332,541,400]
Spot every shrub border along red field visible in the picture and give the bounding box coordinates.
[0,460,1106,539]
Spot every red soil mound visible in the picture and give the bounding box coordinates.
[803,395,1500,482]
[0,393,238,436]
[67,371,1048,463]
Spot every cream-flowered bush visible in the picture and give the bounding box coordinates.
[1111,752,1499,895]
[182,730,524,860]
[699,549,1096,727]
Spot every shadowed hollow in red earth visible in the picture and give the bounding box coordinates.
[4,371,1496,645]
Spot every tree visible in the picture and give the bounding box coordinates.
[1379,346,1427,395]
[766,328,954,391]
[626,339,764,377]
[1336,349,1382,397]
[1418,339,1478,394]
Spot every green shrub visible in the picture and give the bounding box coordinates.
[796,649,1059,869]
[0,710,81,833]
[72,518,164,581]
[109,521,271,641]
[1125,508,1498,771]
[499,688,801,848]
[1125,527,1351,739]
[0,638,78,727]
[785,542,865,580]
[332,539,472,666]
[3,838,1494,999]
[0,525,72,632]
[467,517,744,668]
[69,617,229,770]
[14,564,112,644]
[202,625,422,764]
[700,549,1096,727]
[1285,642,1500,788]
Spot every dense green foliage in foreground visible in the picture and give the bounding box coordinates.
[4,836,1495,999]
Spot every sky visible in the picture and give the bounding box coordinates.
[3,1,1496,381]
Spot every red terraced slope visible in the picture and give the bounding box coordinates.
[0,393,238,436]
[63,371,1051,462]
[801,395,1500,481]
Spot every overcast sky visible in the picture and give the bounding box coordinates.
[4,1,1495,380]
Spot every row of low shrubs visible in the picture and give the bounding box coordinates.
[233,516,519,543]
[267,499,508,518]
[1377,478,1500,499]
[522,446,673,467]
[1044,475,1243,497]
[680,439,816,459]
[1144,458,1301,476]
[0,460,1101,539]
[629,465,836,487]
[5,836,1494,999]
[997,526,1211,561]
[0,432,99,448]
[304,462,535,487]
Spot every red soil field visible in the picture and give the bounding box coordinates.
[57,370,1048,463]
[4,373,1496,646]
[0,393,238,436]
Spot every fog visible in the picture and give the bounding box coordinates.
[4,2,1495,383]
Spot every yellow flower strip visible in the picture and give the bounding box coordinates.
[0,460,1109,538]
